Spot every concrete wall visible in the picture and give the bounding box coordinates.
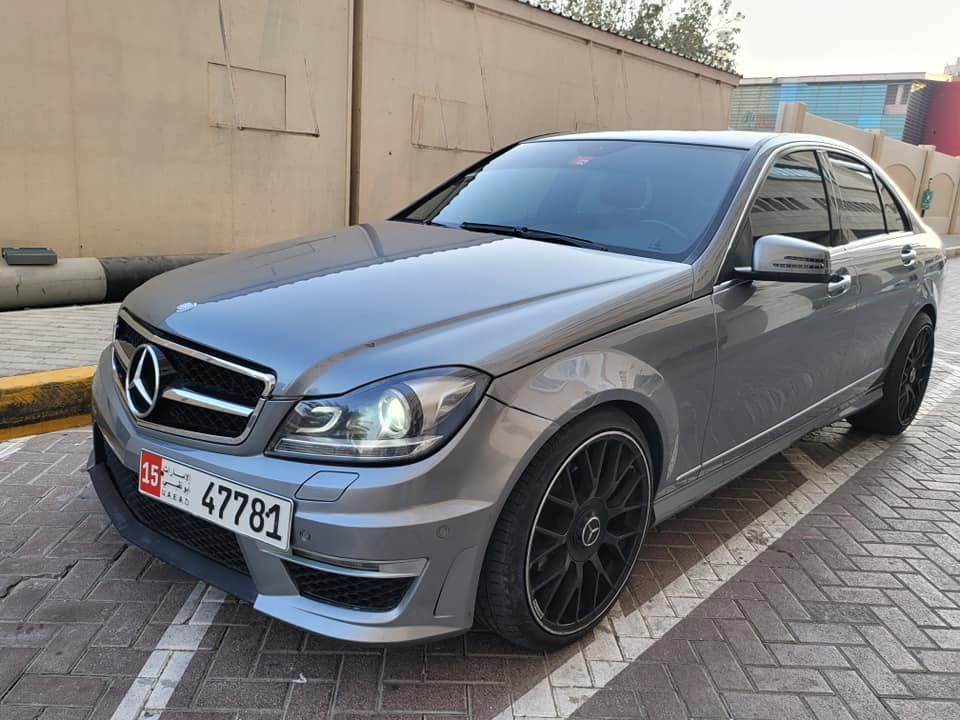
[353,0,737,222]
[0,0,353,258]
[776,101,960,234]
[0,0,737,258]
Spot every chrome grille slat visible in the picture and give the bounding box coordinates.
[112,309,275,444]
[161,387,254,418]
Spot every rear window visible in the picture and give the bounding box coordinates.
[878,180,909,233]
[399,139,747,261]
[827,153,886,240]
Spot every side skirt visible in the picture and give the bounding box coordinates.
[651,386,882,526]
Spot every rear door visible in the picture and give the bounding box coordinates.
[825,152,919,395]
[702,149,859,473]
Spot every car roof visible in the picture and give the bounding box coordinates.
[525,130,783,151]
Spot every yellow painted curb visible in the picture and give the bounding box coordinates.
[0,367,95,431]
[0,414,91,441]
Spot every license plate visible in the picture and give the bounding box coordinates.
[138,450,293,550]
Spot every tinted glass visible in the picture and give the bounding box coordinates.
[828,153,886,239]
[878,180,909,233]
[399,140,746,261]
[749,151,832,246]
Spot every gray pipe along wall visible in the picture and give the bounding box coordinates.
[0,255,215,311]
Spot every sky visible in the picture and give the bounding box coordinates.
[731,0,960,78]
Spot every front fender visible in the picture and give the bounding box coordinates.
[487,295,717,498]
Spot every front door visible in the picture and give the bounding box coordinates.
[702,149,860,472]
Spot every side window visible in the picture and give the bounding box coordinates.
[877,180,909,233]
[723,151,832,277]
[827,153,886,240]
[749,151,832,247]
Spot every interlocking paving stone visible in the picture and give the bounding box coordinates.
[0,304,119,377]
[0,275,959,718]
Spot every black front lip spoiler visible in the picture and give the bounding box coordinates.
[86,432,257,604]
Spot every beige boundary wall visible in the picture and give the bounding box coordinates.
[0,0,737,259]
[353,0,737,221]
[776,102,960,234]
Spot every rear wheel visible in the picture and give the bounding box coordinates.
[848,312,934,435]
[476,408,653,650]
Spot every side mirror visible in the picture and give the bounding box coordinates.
[734,234,832,283]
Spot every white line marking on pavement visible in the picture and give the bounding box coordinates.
[504,366,960,719]
[109,582,226,720]
[0,438,27,461]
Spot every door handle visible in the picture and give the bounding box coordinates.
[901,246,917,267]
[827,272,852,297]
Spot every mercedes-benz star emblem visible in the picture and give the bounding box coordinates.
[581,515,602,548]
[125,345,162,418]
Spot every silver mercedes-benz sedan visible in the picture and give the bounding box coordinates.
[88,131,944,650]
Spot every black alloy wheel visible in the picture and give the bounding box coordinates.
[477,408,654,650]
[897,324,934,425]
[849,311,935,435]
[525,430,651,635]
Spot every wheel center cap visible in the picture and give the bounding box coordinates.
[579,515,602,548]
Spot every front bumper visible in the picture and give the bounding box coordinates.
[88,348,552,644]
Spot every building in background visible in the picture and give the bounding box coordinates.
[730,70,956,146]
[922,60,960,156]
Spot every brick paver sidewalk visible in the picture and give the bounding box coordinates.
[0,274,959,719]
[0,304,118,377]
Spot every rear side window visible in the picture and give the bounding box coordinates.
[827,153,886,239]
[749,151,832,247]
[877,180,909,233]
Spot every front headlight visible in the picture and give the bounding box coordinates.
[269,367,490,463]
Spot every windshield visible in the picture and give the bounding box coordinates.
[396,139,747,261]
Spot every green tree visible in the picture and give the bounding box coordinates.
[541,0,637,30]
[537,0,744,73]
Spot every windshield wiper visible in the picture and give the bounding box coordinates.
[459,222,600,250]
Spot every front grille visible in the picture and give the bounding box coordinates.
[115,317,148,351]
[116,316,266,405]
[103,444,250,576]
[162,350,265,404]
[283,561,414,612]
[113,313,273,440]
[149,398,250,437]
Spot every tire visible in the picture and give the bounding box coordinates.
[848,312,934,435]
[476,407,654,650]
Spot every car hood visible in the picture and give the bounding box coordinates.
[124,221,692,396]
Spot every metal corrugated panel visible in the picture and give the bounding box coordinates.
[729,85,778,131]
[730,80,914,139]
[903,83,934,145]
